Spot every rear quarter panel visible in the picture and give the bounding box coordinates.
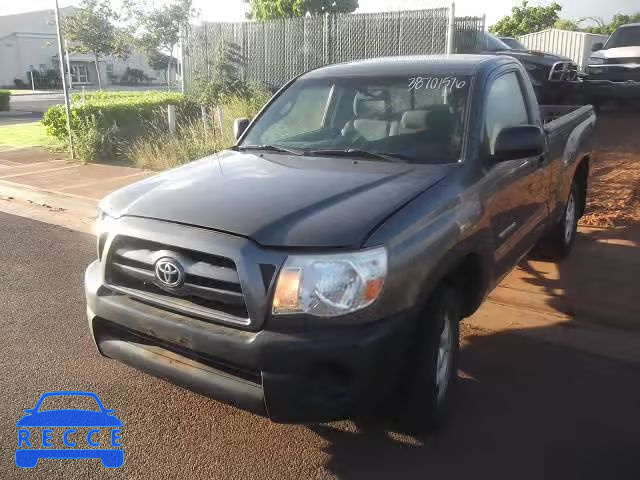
[544,106,596,222]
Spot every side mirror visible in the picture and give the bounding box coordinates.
[233,118,250,141]
[591,42,603,52]
[492,125,544,162]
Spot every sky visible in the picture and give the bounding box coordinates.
[1,0,638,28]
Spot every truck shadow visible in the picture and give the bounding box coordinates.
[309,320,640,479]
[519,225,640,330]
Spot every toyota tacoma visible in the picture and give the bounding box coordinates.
[86,55,595,431]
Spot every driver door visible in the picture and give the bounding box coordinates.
[482,69,549,277]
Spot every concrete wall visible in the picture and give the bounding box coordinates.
[0,31,174,88]
[519,29,610,72]
[0,33,58,87]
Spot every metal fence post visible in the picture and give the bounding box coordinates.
[446,2,456,55]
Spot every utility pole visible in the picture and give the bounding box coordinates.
[54,0,75,161]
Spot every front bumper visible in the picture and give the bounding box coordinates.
[86,261,415,423]
[580,77,640,100]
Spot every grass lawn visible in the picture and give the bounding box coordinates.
[0,122,52,149]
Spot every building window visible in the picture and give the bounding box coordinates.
[106,63,113,74]
[71,64,89,83]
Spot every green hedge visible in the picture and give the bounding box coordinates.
[42,91,199,161]
[0,90,10,111]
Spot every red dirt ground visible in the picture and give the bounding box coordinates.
[580,108,640,228]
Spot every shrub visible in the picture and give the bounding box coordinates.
[0,90,9,111]
[128,92,270,171]
[128,118,221,170]
[42,91,199,162]
[120,68,146,85]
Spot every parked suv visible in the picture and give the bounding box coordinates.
[86,55,595,431]
[584,23,640,104]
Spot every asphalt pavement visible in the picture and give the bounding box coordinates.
[1,211,640,479]
[8,93,64,114]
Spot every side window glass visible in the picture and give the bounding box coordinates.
[485,72,529,154]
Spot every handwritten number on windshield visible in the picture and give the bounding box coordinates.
[408,77,466,90]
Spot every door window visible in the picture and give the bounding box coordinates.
[485,71,529,154]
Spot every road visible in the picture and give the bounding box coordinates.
[1,211,639,479]
[8,93,64,114]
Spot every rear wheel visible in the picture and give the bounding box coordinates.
[398,285,460,433]
[542,180,579,260]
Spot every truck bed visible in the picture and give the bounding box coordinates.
[541,105,594,127]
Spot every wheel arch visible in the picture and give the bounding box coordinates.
[574,154,589,218]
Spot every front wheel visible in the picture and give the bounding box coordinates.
[398,285,460,433]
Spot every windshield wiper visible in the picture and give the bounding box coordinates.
[235,144,305,156]
[305,148,409,163]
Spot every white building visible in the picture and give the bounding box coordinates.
[0,8,175,89]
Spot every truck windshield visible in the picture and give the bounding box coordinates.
[240,75,471,164]
[605,25,640,48]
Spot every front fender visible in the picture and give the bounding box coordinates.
[365,183,494,317]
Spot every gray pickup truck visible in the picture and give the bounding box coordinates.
[86,55,595,431]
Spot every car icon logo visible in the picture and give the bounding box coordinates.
[154,257,184,288]
[15,391,124,468]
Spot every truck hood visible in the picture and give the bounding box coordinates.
[101,150,456,248]
[591,46,640,59]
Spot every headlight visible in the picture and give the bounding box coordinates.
[94,207,112,236]
[588,57,605,65]
[272,247,387,317]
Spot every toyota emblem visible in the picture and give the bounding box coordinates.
[154,258,185,288]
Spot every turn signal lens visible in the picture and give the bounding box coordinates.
[272,268,302,312]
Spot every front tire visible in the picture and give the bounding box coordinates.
[398,285,461,433]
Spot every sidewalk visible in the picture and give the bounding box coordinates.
[1,146,639,365]
[0,147,153,231]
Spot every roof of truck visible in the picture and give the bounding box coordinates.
[302,55,511,79]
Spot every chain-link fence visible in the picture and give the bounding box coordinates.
[182,8,484,92]
[453,16,487,54]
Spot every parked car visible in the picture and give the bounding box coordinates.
[498,36,529,51]
[458,31,579,103]
[86,55,595,432]
[584,23,640,105]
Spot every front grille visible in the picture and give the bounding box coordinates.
[548,61,578,81]
[105,235,249,324]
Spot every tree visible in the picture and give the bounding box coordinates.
[146,51,176,82]
[248,0,358,21]
[63,0,130,89]
[489,1,561,38]
[554,19,580,32]
[128,0,195,90]
[582,13,640,35]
